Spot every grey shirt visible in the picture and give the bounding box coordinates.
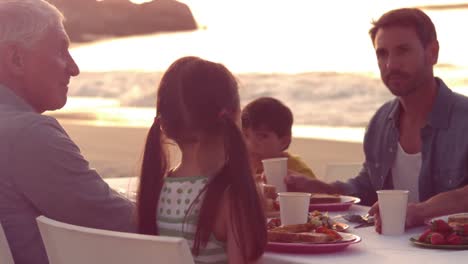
[335,78,468,205]
[0,85,136,264]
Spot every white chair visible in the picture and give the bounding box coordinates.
[325,163,362,182]
[0,222,14,264]
[36,216,194,264]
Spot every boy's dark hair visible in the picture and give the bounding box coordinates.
[242,97,293,138]
[369,8,437,47]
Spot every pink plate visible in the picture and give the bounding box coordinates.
[266,234,361,254]
[309,195,360,212]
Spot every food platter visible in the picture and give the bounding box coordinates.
[266,233,361,254]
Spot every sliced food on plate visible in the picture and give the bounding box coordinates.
[266,210,352,244]
[267,223,343,244]
[267,210,349,232]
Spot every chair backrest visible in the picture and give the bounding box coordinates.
[0,222,14,264]
[36,216,194,264]
[325,163,362,182]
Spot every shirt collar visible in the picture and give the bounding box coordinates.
[386,77,453,129]
[0,84,35,113]
[427,78,453,129]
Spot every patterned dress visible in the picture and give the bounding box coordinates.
[157,176,228,264]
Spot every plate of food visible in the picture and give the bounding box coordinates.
[267,211,349,232]
[411,213,468,249]
[266,223,360,253]
[308,194,361,212]
[267,234,361,254]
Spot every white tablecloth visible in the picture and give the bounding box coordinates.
[105,177,468,263]
[106,177,137,199]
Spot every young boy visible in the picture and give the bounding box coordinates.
[241,97,317,180]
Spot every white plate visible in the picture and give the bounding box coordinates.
[308,195,361,212]
[425,212,468,226]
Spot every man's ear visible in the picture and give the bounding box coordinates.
[280,133,292,151]
[428,40,439,65]
[2,43,26,75]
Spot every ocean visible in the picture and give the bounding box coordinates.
[54,0,468,141]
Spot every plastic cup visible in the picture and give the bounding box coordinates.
[377,190,409,235]
[278,192,311,226]
[262,157,288,192]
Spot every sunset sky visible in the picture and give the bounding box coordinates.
[74,0,468,75]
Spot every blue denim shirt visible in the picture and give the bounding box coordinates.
[335,78,468,205]
[0,85,136,264]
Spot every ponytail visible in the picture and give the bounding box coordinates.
[137,118,167,235]
[192,116,267,261]
[222,117,267,261]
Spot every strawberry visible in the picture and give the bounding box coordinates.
[431,219,452,233]
[418,229,432,242]
[446,233,463,245]
[429,232,447,245]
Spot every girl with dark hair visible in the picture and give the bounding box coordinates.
[136,56,267,263]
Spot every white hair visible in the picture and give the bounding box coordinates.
[0,0,65,47]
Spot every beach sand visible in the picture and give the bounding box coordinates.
[60,119,364,182]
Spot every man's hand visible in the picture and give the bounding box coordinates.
[258,169,302,184]
[284,173,341,194]
[405,203,426,228]
[369,202,426,234]
[284,174,314,192]
[368,202,382,234]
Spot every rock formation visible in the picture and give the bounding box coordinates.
[47,0,197,42]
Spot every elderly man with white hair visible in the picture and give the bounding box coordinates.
[0,1,135,263]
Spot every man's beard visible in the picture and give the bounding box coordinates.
[383,69,426,97]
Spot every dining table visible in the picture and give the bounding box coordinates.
[104,177,468,263]
[261,205,468,264]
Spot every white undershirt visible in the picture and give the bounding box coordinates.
[391,142,422,203]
